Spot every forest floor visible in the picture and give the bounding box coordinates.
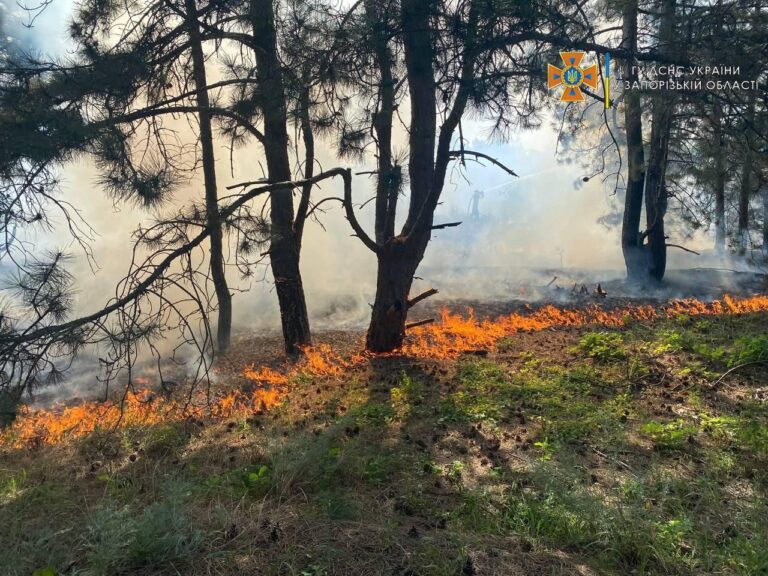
[1,305,768,575]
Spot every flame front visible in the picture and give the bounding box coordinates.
[3,294,767,449]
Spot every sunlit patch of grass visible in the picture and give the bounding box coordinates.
[577,331,626,362]
[643,419,698,451]
[449,457,768,575]
[729,335,768,367]
[0,468,26,503]
[390,371,424,419]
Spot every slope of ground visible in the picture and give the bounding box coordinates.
[1,308,767,576]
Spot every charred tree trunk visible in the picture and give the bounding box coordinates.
[184,0,232,352]
[713,102,727,252]
[620,0,647,281]
[643,0,676,282]
[366,239,429,352]
[251,0,311,355]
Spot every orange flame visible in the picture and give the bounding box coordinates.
[3,295,767,449]
[401,294,768,359]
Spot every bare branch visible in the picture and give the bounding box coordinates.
[407,288,438,309]
[448,150,518,177]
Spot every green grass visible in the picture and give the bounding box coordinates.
[1,312,768,575]
[577,331,627,361]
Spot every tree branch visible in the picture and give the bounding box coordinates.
[666,243,700,256]
[1,168,353,349]
[431,221,462,230]
[448,150,518,177]
[407,288,438,309]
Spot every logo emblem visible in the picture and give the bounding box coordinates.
[548,51,598,102]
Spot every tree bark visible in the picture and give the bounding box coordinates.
[294,65,315,248]
[364,0,481,352]
[620,0,647,281]
[737,96,756,254]
[184,0,232,352]
[365,0,438,352]
[251,0,311,355]
[762,183,768,257]
[364,0,398,246]
[643,0,676,282]
[713,102,727,252]
[366,242,426,352]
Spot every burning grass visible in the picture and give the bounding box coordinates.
[3,295,768,450]
[1,345,352,449]
[402,294,768,359]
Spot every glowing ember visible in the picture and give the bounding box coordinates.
[3,295,768,449]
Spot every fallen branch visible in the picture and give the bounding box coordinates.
[710,360,768,390]
[407,288,438,309]
[591,446,633,472]
[405,318,435,330]
[666,243,700,256]
[546,276,558,287]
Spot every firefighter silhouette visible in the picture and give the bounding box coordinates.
[468,190,484,220]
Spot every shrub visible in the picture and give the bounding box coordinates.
[729,336,768,368]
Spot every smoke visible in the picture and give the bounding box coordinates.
[0,0,73,56]
[7,4,763,407]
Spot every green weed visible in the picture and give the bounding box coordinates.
[577,332,626,362]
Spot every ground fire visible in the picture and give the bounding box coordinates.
[4,294,766,450]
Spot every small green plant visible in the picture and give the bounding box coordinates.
[0,469,26,502]
[577,332,626,361]
[240,465,271,497]
[445,460,465,483]
[142,423,187,456]
[82,496,203,575]
[643,419,697,450]
[534,439,555,461]
[351,403,396,426]
[300,565,328,576]
[390,372,423,417]
[729,335,768,367]
[653,329,689,354]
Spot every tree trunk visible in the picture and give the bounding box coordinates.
[365,0,437,352]
[184,0,232,352]
[365,0,398,246]
[620,0,647,281]
[366,241,426,352]
[643,0,676,282]
[762,183,768,257]
[737,96,756,254]
[294,66,314,248]
[713,103,726,251]
[251,0,311,355]
[737,150,753,253]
